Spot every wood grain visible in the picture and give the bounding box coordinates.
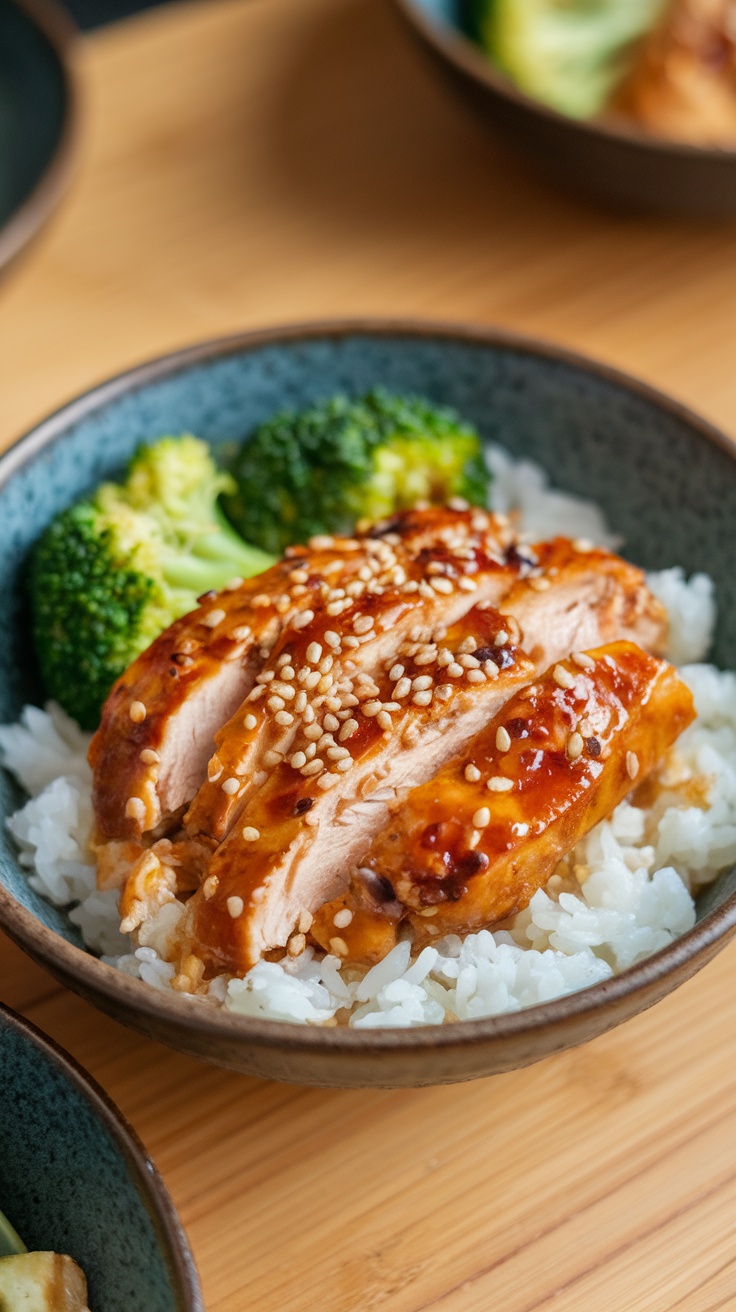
[0,1,735,1308]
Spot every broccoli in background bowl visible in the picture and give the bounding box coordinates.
[223,388,490,555]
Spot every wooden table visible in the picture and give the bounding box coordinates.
[2,2,736,1307]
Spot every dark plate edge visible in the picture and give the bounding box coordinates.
[0,315,735,1059]
[0,1001,205,1310]
[0,0,79,276]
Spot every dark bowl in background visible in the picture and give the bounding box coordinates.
[0,0,77,277]
[0,319,736,1088]
[0,1003,203,1311]
[395,0,736,217]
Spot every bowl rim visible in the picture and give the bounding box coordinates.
[1,314,736,1059]
[394,0,736,164]
[0,0,79,277]
[0,1000,204,1310]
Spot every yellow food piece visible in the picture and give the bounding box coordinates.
[0,1252,89,1311]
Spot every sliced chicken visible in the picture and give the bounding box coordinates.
[88,537,382,843]
[168,546,664,977]
[313,642,695,963]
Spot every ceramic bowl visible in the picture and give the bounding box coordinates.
[395,0,736,216]
[0,1002,203,1310]
[1,319,735,1088]
[0,0,77,277]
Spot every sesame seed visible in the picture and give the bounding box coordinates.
[207,758,223,781]
[329,936,349,957]
[332,908,353,930]
[291,751,307,769]
[393,677,412,699]
[458,577,477,592]
[325,697,341,713]
[225,576,244,590]
[553,664,576,690]
[567,732,584,761]
[377,711,392,731]
[263,750,283,767]
[354,615,375,636]
[389,663,405,681]
[202,608,226,628]
[496,727,511,752]
[573,538,595,552]
[304,743,317,760]
[335,758,353,772]
[321,713,338,732]
[327,745,350,760]
[413,690,433,706]
[318,656,334,676]
[274,683,295,700]
[129,701,146,724]
[339,718,359,741]
[253,769,267,786]
[304,641,321,665]
[267,695,285,713]
[436,684,453,701]
[412,675,433,691]
[487,777,513,792]
[302,758,324,776]
[294,691,307,713]
[414,651,437,667]
[362,701,382,717]
[140,748,160,765]
[467,669,486,684]
[275,710,294,727]
[459,654,480,669]
[287,933,307,957]
[221,777,240,794]
[316,733,335,752]
[309,534,335,550]
[256,670,275,684]
[304,723,322,741]
[627,751,639,780]
[243,713,257,731]
[447,662,464,678]
[457,638,477,654]
[202,874,219,900]
[125,797,145,820]
[494,631,509,647]
[280,665,295,680]
[293,610,315,630]
[227,896,245,919]
[430,576,453,594]
[437,650,453,668]
[317,675,334,694]
[530,577,550,591]
[465,763,481,783]
[572,652,596,670]
[343,635,360,649]
[232,625,252,642]
[472,806,491,828]
[483,660,500,678]
[242,826,260,841]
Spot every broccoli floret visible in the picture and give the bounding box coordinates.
[223,389,490,555]
[467,0,667,119]
[30,435,275,728]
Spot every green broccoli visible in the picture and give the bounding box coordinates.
[223,388,490,555]
[31,435,275,728]
[466,0,667,119]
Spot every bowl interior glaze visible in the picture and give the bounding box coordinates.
[0,1004,202,1311]
[1,322,735,1085]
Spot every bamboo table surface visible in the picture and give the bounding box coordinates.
[2,1,736,1307]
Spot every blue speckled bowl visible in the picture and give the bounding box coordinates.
[0,320,735,1088]
[0,0,77,277]
[0,1003,203,1311]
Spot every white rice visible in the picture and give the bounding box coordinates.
[0,447,731,1029]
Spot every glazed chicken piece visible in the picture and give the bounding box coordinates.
[312,642,695,964]
[183,532,665,845]
[616,0,736,146]
[169,546,664,975]
[182,508,522,842]
[178,603,536,974]
[88,536,388,844]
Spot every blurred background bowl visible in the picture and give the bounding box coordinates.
[395,0,736,216]
[0,1002,203,1310]
[0,320,735,1087]
[0,0,77,278]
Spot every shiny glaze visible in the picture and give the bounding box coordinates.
[340,642,695,961]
